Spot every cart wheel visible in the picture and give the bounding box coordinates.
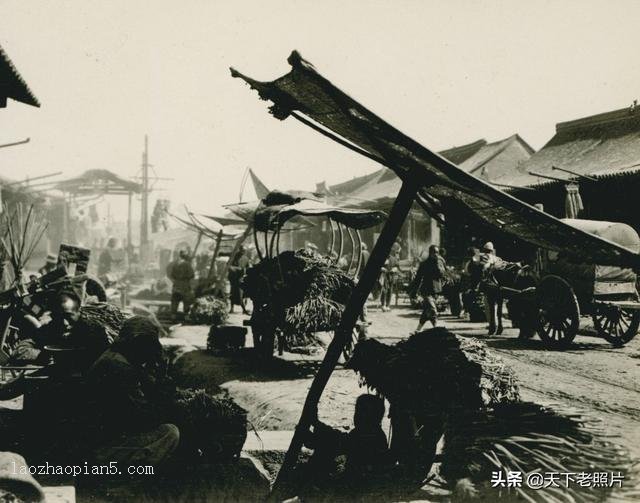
[592,305,640,347]
[536,275,580,349]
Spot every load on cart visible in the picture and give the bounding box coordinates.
[486,218,640,348]
[241,190,385,357]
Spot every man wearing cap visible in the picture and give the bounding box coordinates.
[38,254,58,276]
[411,245,447,331]
[479,242,504,334]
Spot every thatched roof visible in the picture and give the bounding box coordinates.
[0,44,39,108]
[496,105,640,187]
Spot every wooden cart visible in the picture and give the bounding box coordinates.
[507,219,640,349]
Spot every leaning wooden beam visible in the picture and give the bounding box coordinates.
[271,178,418,498]
[207,230,224,280]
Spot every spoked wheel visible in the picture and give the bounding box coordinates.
[536,275,580,349]
[592,304,640,347]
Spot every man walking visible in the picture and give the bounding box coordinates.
[411,245,446,332]
[168,250,195,319]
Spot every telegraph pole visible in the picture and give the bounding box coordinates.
[140,135,150,261]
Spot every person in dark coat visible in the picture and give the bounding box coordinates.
[84,316,179,467]
[168,250,195,319]
[411,245,446,331]
[304,394,390,482]
[228,246,250,314]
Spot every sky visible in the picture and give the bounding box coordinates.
[1,0,640,221]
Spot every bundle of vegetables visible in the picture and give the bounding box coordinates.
[186,295,229,326]
[78,302,126,343]
[242,250,353,341]
[171,388,248,461]
[347,327,520,411]
[347,329,634,501]
[442,402,633,502]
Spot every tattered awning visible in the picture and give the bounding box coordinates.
[253,198,386,232]
[54,169,142,195]
[232,51,640,269]
[201,214,246,227]
[0,44,39,108]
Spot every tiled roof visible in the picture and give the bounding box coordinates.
[0,44,39,108]
[458,134,534,182]
[495,105,640,187]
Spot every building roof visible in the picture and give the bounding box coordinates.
[54,169,142,194]
[329,135,532,206]
[0,44,39,108]
[438,138,487,165]
[495,104,640,187]
[458,134,534,182]
[322,138,491,201]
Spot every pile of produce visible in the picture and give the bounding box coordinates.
[242,250,353,342]
[347,327,520,411]
[443,401,633,502]
[171,388,248,461]
[346,328,634,501]
[186,295,229,326]
[78,302,126,342]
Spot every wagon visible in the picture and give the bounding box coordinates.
[517,219,640,349]
[242,193,386,357]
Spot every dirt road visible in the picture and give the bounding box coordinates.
[367,306,640,460]
[175,302,640,460]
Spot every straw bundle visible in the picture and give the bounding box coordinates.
[242,250,353,343]
[347,329,634,501]
[0,203,48,287]
[171,388,248,461]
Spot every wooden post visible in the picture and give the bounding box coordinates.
[271,179,418,498]
[208,230,224,281]
[215,226,252,294]
[127,191,133,261]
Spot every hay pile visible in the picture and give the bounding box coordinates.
[186,296,229,326]
[242,250,353,342]
[347,329,633,501]
[78,302,126,342]
[171,388,248,461]
[347,328,520,412]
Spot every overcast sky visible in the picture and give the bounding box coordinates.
[2,0,640,220]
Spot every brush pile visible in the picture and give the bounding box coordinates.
[186,295,229,326]
[171,388,248,461]
[442,402,633,502]
[0,203,48,287]
[78,302,126,342]
[347,329,634,501]
[347,328,520,410]
[242,250,353,342]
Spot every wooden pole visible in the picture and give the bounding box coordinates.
[207,230,224,281]
[215,226,252,294]
[127,191,133,261]
[270,179,418,498]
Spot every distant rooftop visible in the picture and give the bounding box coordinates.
[495,102,640,187]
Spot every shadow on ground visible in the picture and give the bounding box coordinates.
[172,349,323,392]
